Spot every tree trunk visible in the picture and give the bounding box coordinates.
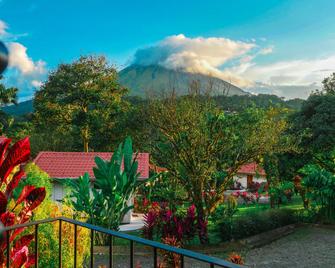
[84,138,89,152]
[82,125,89,152]
[195,203,209,244]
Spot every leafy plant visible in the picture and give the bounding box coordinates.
[65,136,149,244]
[20,163,90,267]
[301,164,335,221]
[136,173,187,211]
[218,208,297,241]
[268,181,294,208]
[0,137,46,267]
[142,202,198,244]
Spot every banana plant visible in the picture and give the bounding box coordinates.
[65,136,151,242]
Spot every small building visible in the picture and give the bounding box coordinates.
[33,151,150,202]
[233,162,267,189]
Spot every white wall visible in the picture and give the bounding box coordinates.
[52,181,65,202]
[233,174,267,189]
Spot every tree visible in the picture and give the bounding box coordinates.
[0,75,18,134]
[148,94,293,243]
[322,72,335,95]
[34,55,127,152]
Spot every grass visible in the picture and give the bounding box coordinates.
[236,195,303,217]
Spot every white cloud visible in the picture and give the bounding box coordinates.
[8,42,46,75]
[240,55,335,86]
[258,46,273,55]
[133,34,256,87]
[0,20,47,99]
[0,20,7,36]
[31,80,43,87]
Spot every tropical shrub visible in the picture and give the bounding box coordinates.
[268,181,294,208]
[20,163,90,267]
[50,204,90,267]
[142,202,198,244]
[136,173,187,211]
[0,137,46,267]
[65,137,149,244]
[301,164,335,221]
[218,208,297,241]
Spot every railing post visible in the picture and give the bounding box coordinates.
[6,230,10,268]
[210,263,214,268]
[59,220,62,268]
[35,224,39,268]
[153,247,157,268]
[130,240,134,268]
[180,255,184,268]
[90,229,94,267]
[109,235,113,268]
[74,224,77,268]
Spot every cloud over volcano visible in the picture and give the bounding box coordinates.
[132,34,256,87]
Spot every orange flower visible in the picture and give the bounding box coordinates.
[227,252,244,265]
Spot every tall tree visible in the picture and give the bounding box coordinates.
[34,56,127,152]
[0,75,18,134]
[148,94,293,243]
[322,72,335,95]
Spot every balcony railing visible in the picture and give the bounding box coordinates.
[3,217,245,268]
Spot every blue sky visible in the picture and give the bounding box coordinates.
[1,0,335,99]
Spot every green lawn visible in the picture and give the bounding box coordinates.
[236,195,303,216]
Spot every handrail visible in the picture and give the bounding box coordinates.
[3,217,245,268]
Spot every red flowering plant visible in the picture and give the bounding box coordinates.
[143,202,198,245]
[0,137,46,267]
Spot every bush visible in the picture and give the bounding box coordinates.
[21,163,90,268]
[218,209,298,241]
[142,202,198,244]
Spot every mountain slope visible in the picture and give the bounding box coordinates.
[119,65,248,96]
[3,100,33,116]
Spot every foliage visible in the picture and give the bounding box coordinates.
[65,137,148,243]
[18,163,90,267]
[214,93,303,112]
[142,202,198,244]
[34,55,128,152]
[159,236,182,268]
[292,93,335,154]
[0,137,46,267]
[322,72,335,95]
[0,75,18,135]
[211,195,238,239]
[50,204,90,268]
[136,173,187,211]
[218,208,297,241]
[301,164,335,221]
[148,93,294,243]
[268,181,294,208]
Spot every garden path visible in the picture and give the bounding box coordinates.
[245,226,335,268]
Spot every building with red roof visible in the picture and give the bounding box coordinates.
[234,162,267,189]
[34,151,149,202]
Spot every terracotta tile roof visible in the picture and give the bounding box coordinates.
[237,162,266,176]
[33,151,149,179]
